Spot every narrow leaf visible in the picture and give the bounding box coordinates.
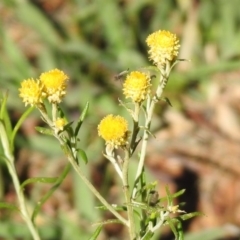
[165,185,173,206]
[75,102,89,135]
[78,148,88,164]
[96,204,127,212]
[0,92,13,144]
[0,92,8,119]
[35,126,53,136]
[32,164,70,222]
[21,177,58,191]
[0,202,19,212]
[141,230,154,240]
[163,97,172,107]
[88,225,103,240]
[179,212,204,221]
[166,218,178,239]
[92,219,123,226]
[11,106,34,150]
[160,189,186,203]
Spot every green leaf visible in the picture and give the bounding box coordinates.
[35,126,53,136]
[64,121,74,130]
[165,185,173,206]
[163,97,172,107]
[75,102,89,135]
[78,148,88,164]
[141,230,154,240]
[166,217,179,239]
[88,225,103,240]
[0,92,13,140]
[20,177,58,191]
[172,189,186,198]
[96,204,127,212]
[58,121,74,137]
[11,106,34,151]
[179,212,204,221]
[0,202,19,212]
[160,189,185,203]
[92,219,123,226]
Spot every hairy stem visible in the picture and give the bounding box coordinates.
[122,149,136,239]
[132,67,169,199]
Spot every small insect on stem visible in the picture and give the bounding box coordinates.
[114,69,129,81]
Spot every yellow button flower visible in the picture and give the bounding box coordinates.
[54,117,67,131]
[98,115,129,149]
[19,78,43,107]
[146,30,180,67]
[123,71,151,103]
[40,69,69,103]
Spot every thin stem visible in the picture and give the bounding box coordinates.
[132,68,169,199]
[64,144,129,227]
[122,149,136,239]
[7,162,41,240]
[104,154,123,180]
[129,103,140,155]
[0,122,41,240]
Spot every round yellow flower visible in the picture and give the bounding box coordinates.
[146,30,180,66]
[98,115,129,148]
[40,69,69,103]
[19,78,43,106]
[54,118,67,131]
[123,71,151,103]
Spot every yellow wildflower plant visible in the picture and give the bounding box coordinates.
[40,69,69,104]
[19,78,43,107]
[123,71,151,103]
[98,114,129,149]
[146,30,180,67]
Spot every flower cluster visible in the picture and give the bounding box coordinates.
[146,30,180,67]
[98,114,129,149]
[19,79,43,107]
[19,69,69,106]
[123,71,151,103]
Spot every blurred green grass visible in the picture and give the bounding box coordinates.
[1,0,240,239]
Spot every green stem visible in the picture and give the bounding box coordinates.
[65,144,129,227]
[0,122,41,240]
[132,68,169,199]
[122,150,136,239]
[129,103,140,156]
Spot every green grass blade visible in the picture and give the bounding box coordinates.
[31,163,71,223]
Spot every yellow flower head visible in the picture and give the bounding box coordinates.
[98,115,129,149]
[146,30,180,66]
[40,69,69,103]
[54,118,67,131]
[123,71,151,103]
[19,78,43,107]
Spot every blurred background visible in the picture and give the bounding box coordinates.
[1,0,240,239]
